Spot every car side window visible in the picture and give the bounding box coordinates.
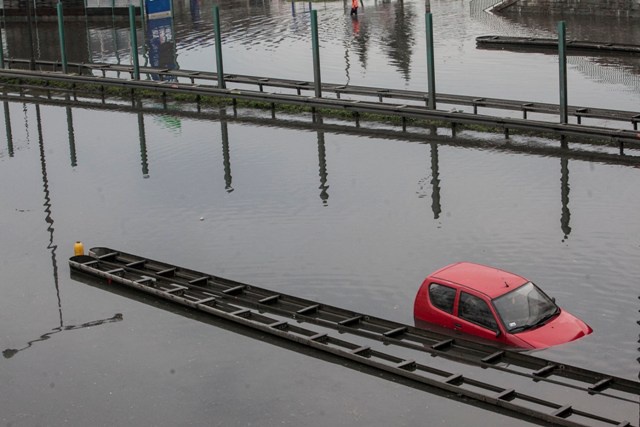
[429,283,456,314]
[459,292,498,331]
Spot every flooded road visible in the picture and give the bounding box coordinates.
[1,0,639,425]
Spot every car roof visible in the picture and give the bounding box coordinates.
[430,262,528,299]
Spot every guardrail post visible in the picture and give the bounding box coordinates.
[213,5,226,89]
[310,10,322,98]
[425,13,436,109]
[129,5,140,80]
[558,21,568,124]
[57,2,68,73]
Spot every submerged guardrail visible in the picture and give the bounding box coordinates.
[69,247,640,427]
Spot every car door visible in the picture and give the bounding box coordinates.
[423,282,457,330]
[453,291,502,343]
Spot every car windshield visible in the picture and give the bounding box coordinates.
[493,282,559,333]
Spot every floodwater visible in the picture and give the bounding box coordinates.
[1,0,639,426]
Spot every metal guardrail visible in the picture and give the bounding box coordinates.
[69,248,640,427]
[1,67,640,151]
[5,58,640,130]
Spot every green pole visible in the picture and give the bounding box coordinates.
[139,0,146,39]
[310,10,322,98]
[0,27,4,69]
[57,2,68,73]
[425,13,436,110]
[558,21,568,124]
[129,5,140,80]
[213,5,225,89]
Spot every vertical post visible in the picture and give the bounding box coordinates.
[129,5,140,80]
[0,27,4,69]
[310,10,322,98]
[425,13,436,110]
[139,0,145,21]
[27,0,36,70]
[558,21,568,124]
[57,2,68,74]
[213,5,226,89]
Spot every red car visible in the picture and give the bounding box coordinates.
[413,262,592,349]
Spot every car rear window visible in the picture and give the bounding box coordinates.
[459,292,498,331]
[429,283,456,313]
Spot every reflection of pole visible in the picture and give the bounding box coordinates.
[560,157,571,240]
[2,314,123,359]
[36,104,62,328]
[430,142,441,219]
[3,101,13,157]
[425,13,436,109]
[220,109,233,192]
[137,107,149,178]
[213,5,226,89]
[316,117,329,206]
[65,98,77,167]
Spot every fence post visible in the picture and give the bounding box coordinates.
[57,2,68,73]
[425,13,436,110]
[129,5,140,80]
[558,21,568,124]
[213,5,226,89]
[310,10,322,98]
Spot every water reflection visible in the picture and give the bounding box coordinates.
[560,157,571,240]
[316,116,329,205]
[379,0,416,81]
[2,314,123,359]
[429,142,441,220]
[65,97,78,167]
[146,16,178,81]
[219,108,234,192]
[1,103,124,360]
[4,95,640,241]
[36,104,62,327]
[3,101,14,157]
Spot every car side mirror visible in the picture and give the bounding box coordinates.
[551,297,556,303]
[495,329,502,338]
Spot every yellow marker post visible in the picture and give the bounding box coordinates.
[74,241,84,256]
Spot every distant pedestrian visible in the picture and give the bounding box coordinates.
[350,0,359,16]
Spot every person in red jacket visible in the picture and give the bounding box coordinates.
[350,0,359,16]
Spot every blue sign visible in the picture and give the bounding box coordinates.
[146,0,172,19]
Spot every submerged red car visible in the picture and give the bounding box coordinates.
[413,262,592,349]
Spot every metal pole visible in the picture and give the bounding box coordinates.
[310,10,322,98]
[0,27,4,69]
[213,5,225,89]
[425,13,436,110]
[129,5,140,80]
[26,0,36,70]
[558,21,568,124]
[57,2,68,74]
